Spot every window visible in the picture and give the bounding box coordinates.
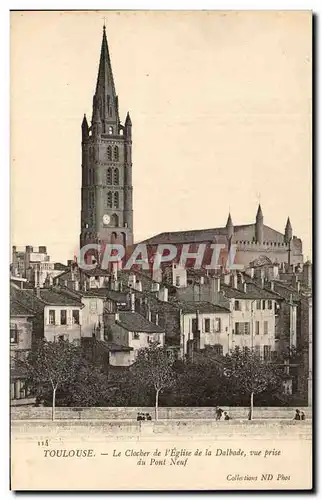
[262,300,266,310]
[256,300,261,310]
[113,146,119,161]
[175,276,181,287]
[49,310,56,325]
[254,345,261,357]
[107,191,113,208]
[107,146,112,161]
[192,318,198,334]
[235,322,250,335]
[114,192,119,209]
[204,318,210,333]
[215,318,221,333]
[264,345,271,361]
[72,310,80,325]
[213,344,223,356]
[10,324,18,344]
[88,191,95,208]
[264,321,268,335]
[268,300,272,310]
[255,321,260,335]
[106,168,112,184]
[60,310,67,325]
[234,300,241,311]
[113,168,119,185]
[132,332,140,340]
[108,126,113,135]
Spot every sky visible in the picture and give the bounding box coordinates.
[10,10,312,263]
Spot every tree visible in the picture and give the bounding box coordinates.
[130,342,174,420]
[23,340,81,420]
[224,347,282,420]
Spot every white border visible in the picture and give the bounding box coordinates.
[2,2,318,499]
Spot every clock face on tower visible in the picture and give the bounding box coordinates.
[103,214,110,225]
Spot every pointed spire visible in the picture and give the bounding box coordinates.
[226,212,233,227]
[92,26,119,132]
[125,111,132,126]
[82,114,89,140]
[284,216,293,243]
[226,212,234,241]
[256,204,263,220]
[82,113,89,129]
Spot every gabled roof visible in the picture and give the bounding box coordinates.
[10,298,34,317]
[220,282,280,300]
[173,301,230,314]
[11,285,83,309]
[116,312,164,333]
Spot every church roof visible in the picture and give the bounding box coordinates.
[140,223,287,245]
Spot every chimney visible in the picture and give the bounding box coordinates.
[303,261,312,289]
[75,280,79,291]
[130,291,135,312]
[115,312,119,322]
[224,272,230,285]
[270,281,274,292]
[230,273,238,289]
[297,281,301,293]
[135,280,142,292]
[289,293,293,304]
[260,277,265,289]
[155,313,159,326]
[200,276,204,285]
[243,282,247,293]
[158,286,168,302]
[291,275,298,288]
[214,277,220,293]
[112,262,118,282]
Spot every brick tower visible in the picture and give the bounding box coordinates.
[80,26,133,259]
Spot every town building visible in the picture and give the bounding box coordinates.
[80,25,133,256]
[103,311,165,366]
[11,245,67,287]
[10,284,84,344]
[10,297,34,404]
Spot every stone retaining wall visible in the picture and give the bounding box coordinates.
[11,406,312,421]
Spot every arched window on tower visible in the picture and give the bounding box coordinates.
[107,191,113,208]
[108,126,113,135]
[113,168,119,185]
[110,214,119,227]
[107,146,112,161]
[113,146,119,162]
[106,168,112,184]
[114,192,119,209]
[111,231,117,243]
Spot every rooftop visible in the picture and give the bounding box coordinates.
[114,311,165,333]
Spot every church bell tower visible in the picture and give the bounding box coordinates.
[80,26,134,255]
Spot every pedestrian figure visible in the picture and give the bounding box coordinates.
[294,409,301,420]
[141,413,146,421]
[137,412,142,421]
[224,412,230,421]
[146,413,152,421]
[301,411,306,421]
[216,407,223,421]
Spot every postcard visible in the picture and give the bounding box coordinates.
[10,10,312,491]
